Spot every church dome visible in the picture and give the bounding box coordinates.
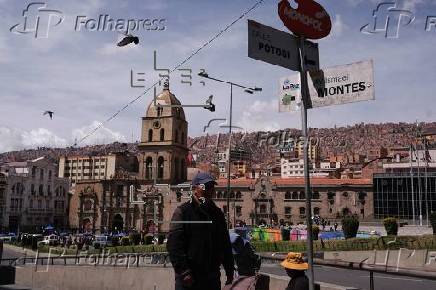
[146,80,186,120]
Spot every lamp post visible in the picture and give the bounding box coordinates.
[198,71,262,229]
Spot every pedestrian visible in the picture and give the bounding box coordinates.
[167,172,234,290]
[281,252,309,290]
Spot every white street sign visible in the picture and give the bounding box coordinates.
[279,60,375,112]
[248,19,319,72]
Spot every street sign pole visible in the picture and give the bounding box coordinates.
[298,36,315,290]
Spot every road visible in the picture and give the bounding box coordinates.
[261,263,436,290]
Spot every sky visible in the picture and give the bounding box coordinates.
[0,0,435,152]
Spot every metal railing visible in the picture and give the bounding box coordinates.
[260,254,436,290]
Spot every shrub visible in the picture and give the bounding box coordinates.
[341,215,359,239]
[312,225,320,241]
[430,212,436,235]
[129,233,141,245]
[120,236,131,246]
[383,217,399,236]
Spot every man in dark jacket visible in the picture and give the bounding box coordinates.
[167,172,234,290]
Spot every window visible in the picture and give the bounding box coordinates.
[236,206,242,216]
[299,207,306,215]
[230,191,235,199]
[38,200,42,209]
[31,167,36,178]
[47,185,51,196]
[299,191,305,200]
[40,168,44,180]
[148,129,153,142]
[181,132,185,144]
[292,191,299,200]
[160,128,165,141]
[48,170,52,180]
[145,157,153,180]
[314,207,320,215]
[157,106,163,117]
[285,207,292,215]
[285,191,292,199]
[223,205,228,213]
[39,185,44,196]
[259,204,267,214]
[158,156,164,179]
[29,200,33,209]
[236,191,242,199]
[175,130,179,143]
[217,191,222,198]
[176,191,182,202]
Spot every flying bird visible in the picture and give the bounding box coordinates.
[117,32,139,47]
[43,111,54,120]
[204,95,215,112]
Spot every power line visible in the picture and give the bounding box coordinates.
[76,0,265,146]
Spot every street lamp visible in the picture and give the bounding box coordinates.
[198,70,262,229]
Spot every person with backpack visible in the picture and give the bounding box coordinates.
[224,232,270,290]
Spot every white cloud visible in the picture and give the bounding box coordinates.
[237,100,281,132]
[0,121,126,153]
[72,121,127,146]
[0,127,67,152]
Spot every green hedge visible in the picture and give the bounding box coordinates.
[252,235,436,252]
[27,235,436,255]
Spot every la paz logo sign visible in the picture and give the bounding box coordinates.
[278,0,331,39]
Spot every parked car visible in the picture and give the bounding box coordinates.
[40,234,60,246]
[92,235,113,248]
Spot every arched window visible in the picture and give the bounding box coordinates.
[39,185,44,196]
[40,169,44,180]
[158,156,164,179]
[31,167,36,178]
[312,191,320,200]
[160,129,165,141]
[299,191,305,200]
[145,157,153,180]
[31,184,35,195]
[157,106,163,117]
[285,191,292,199]
[292,191,299,200]
[148,129,153,142]
[174,158,180,180]
[175,130,179,143]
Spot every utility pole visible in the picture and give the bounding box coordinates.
[298,36,314,290]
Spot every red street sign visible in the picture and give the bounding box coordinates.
[278,0,332,40]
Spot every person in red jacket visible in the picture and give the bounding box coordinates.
[167,172,234,290]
